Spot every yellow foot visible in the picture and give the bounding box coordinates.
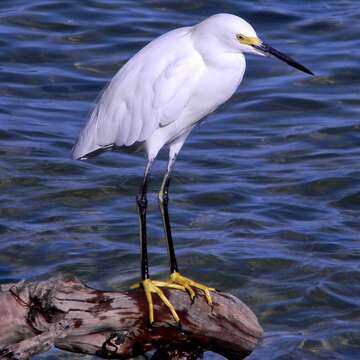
[131,278,186,324]
[170,272,215,305]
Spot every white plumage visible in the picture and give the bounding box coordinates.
[72,14,259,161]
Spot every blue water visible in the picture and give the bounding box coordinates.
[0,1,359,359]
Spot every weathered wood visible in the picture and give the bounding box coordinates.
[0,275,263,360]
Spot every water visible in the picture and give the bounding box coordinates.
[0,1,359,359]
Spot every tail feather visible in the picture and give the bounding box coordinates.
[72,143,114,160]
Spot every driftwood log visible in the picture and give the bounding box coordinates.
[0,275,263,359]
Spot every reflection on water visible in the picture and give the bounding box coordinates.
[0,1,359,359]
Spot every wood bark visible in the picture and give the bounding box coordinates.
[0,275,263,360]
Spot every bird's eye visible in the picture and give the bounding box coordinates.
[236,34,244,40]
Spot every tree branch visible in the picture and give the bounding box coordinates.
[0,275,262,359]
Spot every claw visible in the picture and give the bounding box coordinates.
[183,283,196,300]
[139,278,186,324]
[133,274,214,324]
[170,272,215,305]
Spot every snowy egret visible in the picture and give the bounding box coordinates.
[72,13,313,323]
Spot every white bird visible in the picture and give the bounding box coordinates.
[72,13,313,324]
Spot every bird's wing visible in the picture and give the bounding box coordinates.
[72,32,204,160]
[152,53,205,128]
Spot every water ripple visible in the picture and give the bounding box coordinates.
[0,1,359,359]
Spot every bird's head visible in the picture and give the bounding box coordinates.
[193,13,314,76]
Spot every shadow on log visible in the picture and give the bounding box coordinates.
[0,275,263,359]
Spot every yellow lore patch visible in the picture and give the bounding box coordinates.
[237,35,261,46]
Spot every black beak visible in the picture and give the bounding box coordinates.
[253,42,314,76]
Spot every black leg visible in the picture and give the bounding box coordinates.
[159,154,178,274]
[137,159,153,280]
